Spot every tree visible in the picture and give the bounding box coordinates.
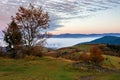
[3,20,22,57]
[89,46,104,65]
[13,4,50,47]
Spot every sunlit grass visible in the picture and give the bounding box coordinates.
[103,55,120,69]
[73,44,91,52]
[0,56,120,80]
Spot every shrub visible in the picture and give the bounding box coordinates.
[30,46,43,57]
[79,53,90,63]
[89,47,104,65]
[0,47,3,57]
[70,53,82,61]
[21,46,43,58]
[46,51,58,57]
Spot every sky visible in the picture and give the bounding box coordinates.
[0,0,120,34]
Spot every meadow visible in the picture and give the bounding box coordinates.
[0,55,120,80]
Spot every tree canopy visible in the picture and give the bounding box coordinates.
[3,20,22,51]
[13,4,50,47]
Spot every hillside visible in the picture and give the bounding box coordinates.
[0,56,120,80]
[0,44,120,80]
[81,36,120,45]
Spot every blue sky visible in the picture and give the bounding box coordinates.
[0,0,120,34]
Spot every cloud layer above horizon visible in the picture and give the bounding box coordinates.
[0,0,120,33]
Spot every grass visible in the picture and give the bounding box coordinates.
[0,56,120,80]
[103,55,120,70]
[73,44,91,52]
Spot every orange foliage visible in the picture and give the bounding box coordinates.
[89,46,104,65]
[79,53,90,63]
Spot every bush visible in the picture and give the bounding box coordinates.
[0,47,3,57]
[30,46,43,57]
[76,47,104,66]
[89,47,104,65]
[46,51,58,57]
[79,53,90,63]
[21,46,43,58]
[70,53,82,61]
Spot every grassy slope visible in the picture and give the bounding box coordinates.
[73,44,91,52]
[103,55,120,70]
[0,56,120,80]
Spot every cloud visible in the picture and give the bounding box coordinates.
[0,0,120,31]
[48,21,63,31]
[42,0,120,17]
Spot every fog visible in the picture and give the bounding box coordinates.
[0,37,99,48]
[45,37,100,49]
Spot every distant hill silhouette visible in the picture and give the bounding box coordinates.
[52,33,120,38]
[81,36,120,45]
[1,32,120,38]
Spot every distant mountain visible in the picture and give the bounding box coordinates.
[1,32,119,39]
[81,36,120,45]
[52,33,120,38]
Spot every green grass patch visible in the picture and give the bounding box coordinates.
[0,56,120,80]
[74,44,91,52]
[103,55,120,69]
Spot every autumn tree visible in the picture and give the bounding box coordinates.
[3,20,22,58]
[89,46,104,65]
[13,4,50,48]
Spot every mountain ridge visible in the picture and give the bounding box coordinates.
[52,33,120,38]
[1,31,120,38]
[80,36,120,45]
